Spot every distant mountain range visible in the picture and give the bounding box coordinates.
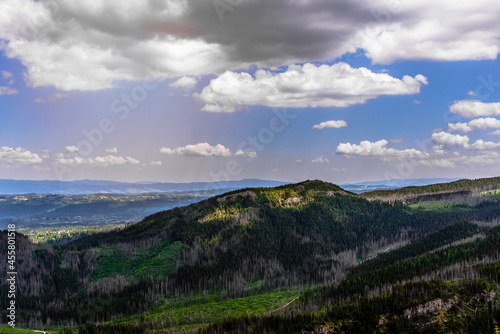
[0,178,289,195]
[0,177,465,195]
[341,177,463,193]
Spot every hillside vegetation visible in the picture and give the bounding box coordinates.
[2,178,500,333]
[362,176,500,203]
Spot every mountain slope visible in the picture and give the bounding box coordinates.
[2,179,500,332]
[361,176,500,202]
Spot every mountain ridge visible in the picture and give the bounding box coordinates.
[0,178,289,195]
[2,177,500,333]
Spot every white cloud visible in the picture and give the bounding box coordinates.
[234,150,258,158]
[0,86,18,95]
[336,139,427,157]
[450,100,500,118]
[468,117,500,130]
[432,132,471,147]
[247,152,258,158]
[467,139,500,150]
[462,151,500,165]
[105,147,118,154]
[53,154,140,167]
[64,145,79,153]
[334,133,500,169]
[34,93,69,103]
[1,1,500,91]
[313,120,347,130]
[448,122,472,133]
[149,161,162,166]
[467,91,476,97]
[312,156,329,163]
[196,63,427,112]
[160,142,232,157]
[419,158,457,168]
[1,70,12,79]
[419,151,500,169]
[432,131,500,150]
[489,130,500,135]
[0,146,42,165]
[42,149,52,159]
[170,76,197,90]
[0,0,233,91]
[358,1,500,64]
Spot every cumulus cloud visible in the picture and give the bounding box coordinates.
[419,151,500,169]
[448,123,472,133]
[170,76,197,90]
[468,140,500,150]
[34,93,69,103]
[313,120,347,130]
[64,145,79,153]
[2,0,496,91]
[334,133,500,169]
[0,146,42,165]
[449,118,500,133]
[450,100,500,118]
[0,86,18,95]
[432,131,500,150]
[53,154,140,167]
[432,132,471,147]
[42,149,52,159]
[160,143,232,157]
[105,147,118,154]
[336,139,427,157]
[358,1,500,64]
[159,143,256,158]
[312,156,330,163]
[335,138,500,169]
[196,63,427,112]
[234,150,257,158]
[469,118,500,130]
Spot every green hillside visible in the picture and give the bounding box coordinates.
[362,176,500,202]
[2,179,500,333]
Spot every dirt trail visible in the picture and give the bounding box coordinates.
[271,296,299,313]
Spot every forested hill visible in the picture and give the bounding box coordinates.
[2,178,500,332]
[361,176,500,202]
[0,180,419,324]
[68,179,418,286]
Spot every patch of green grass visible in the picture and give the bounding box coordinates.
[479,189,500,202]
[131,241,182,278]
[409,201,471,213]
[480,189,500,196]
[111,288,301,330]
[92,241,182,280]
[0,324,59,333]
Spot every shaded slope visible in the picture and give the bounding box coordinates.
[361,176,500,203]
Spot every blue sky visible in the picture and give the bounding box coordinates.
[1,0,500,183]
